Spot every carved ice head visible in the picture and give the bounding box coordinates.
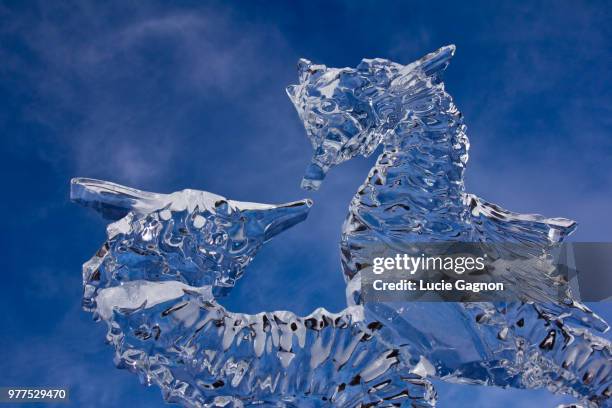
[71,178,312,314]
[287,45,456,190]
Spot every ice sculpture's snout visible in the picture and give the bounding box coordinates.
[253,198,313,241]
[297,115,372,191]
[301,159,329,191]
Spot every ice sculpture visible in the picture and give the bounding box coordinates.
[287,45,612,406]
[71,178,435,407]
[72,46,611,408]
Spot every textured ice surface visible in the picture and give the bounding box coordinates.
[289,45,612,406]
[72,178,436,407]
[72,177,312,301]
[72,46,611,408]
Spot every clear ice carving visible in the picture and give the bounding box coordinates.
[72,46,611,408]
[72,177,314,299]
[288,45,611,406]
[71,178,436,407]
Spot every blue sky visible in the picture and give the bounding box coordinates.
[1,1,610,406]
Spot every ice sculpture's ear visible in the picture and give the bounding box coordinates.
[419,44,456,77]
[297,58,326,83]
[286,84,299,104]
[297,58,313,82]
[238,198,313,241]
[71,178,163,220]
[397,45,456,84]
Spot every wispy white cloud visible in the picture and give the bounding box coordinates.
[4,2,294,186]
